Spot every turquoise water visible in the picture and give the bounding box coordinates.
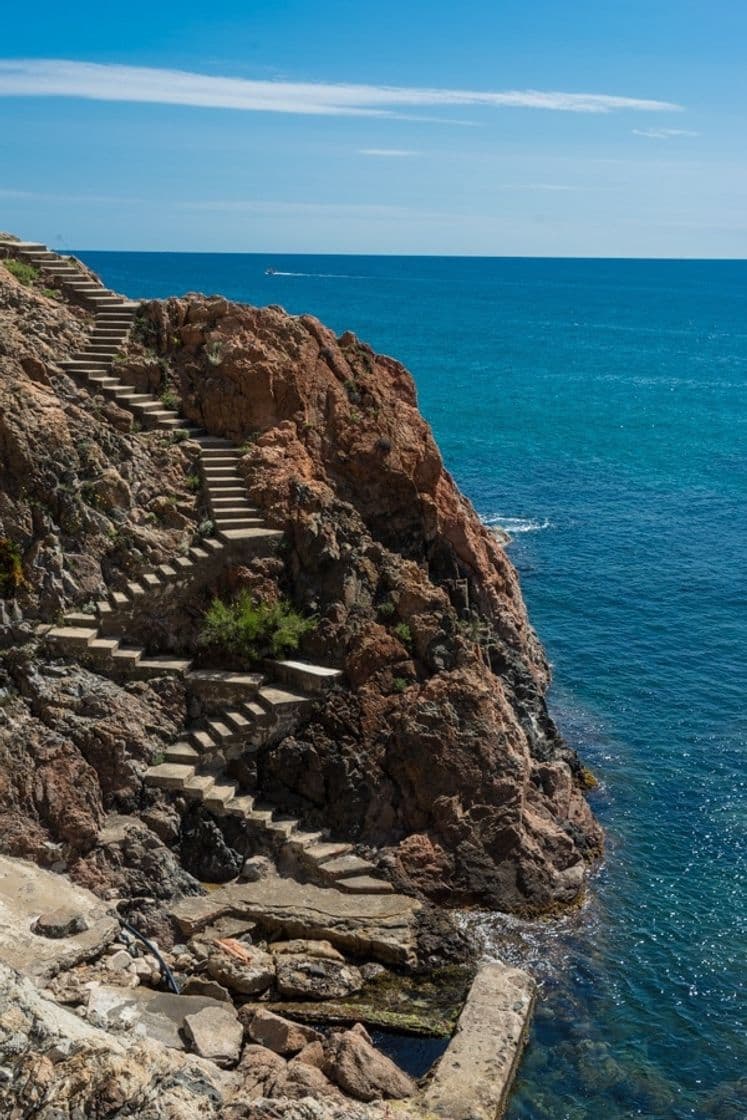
[76,252,746,1119]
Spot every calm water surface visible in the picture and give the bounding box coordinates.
[75,251,747,1120]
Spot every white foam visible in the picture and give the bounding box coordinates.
[483,514,551,535]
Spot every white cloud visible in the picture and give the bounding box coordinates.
[0,59,683,118]
[358,148,419,156]
[632,128,699,139]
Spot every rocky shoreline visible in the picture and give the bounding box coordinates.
[0,233,601,1115]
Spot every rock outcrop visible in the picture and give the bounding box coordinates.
[126,294,603,912]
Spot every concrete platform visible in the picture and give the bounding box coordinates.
[422,962,536,1120]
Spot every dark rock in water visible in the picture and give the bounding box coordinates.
[180,812,242,883]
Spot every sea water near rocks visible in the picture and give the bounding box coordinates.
[76,252,746,1120]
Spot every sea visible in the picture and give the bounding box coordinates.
[74,251,746,1120]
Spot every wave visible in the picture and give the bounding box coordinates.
[266,271,364,279]
[482,514,551,535]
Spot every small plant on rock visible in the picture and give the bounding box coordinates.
[200,591,316,663]
[186,473,201,492]
[393,621,413,648]
[197,518,215,538]
[160,387,180,411]
[0,538,26,597]
[392,676,409,694]
[3,260,38,286]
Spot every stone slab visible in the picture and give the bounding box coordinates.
[170,873,421,967]
[0,855,118,981]
[87,984,229,1050]
[422,962,536,1120]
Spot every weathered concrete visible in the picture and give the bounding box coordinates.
[169,873,421,967]
[0,855,118,980]
[87,984,229,1050]
[421,962,536,1120]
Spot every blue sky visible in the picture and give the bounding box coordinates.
[1,1,745,256]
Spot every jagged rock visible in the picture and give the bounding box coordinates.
[271,1060,344,1101]
[180,812,243,883]
[206,944,275,995]
[276,954,364,1000]
[323,1023,416,1101]
[243,1008,323,1055]
[236,1043,286,1098]
[184,1004,243,1067]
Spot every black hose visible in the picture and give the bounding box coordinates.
[120,918,181,994]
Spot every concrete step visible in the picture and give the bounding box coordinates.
[258,685,312,716]
[145,763,195,790]
[270,659,343,695]
[224,709,252,733]
[125,581,146,599]
[47,625,98,651]
[182,773,217,801]
[165,742,200,764]
[190,729,218,753]
[134,658,192,679]
[203,778,239,811]
[207,486,246,499]
[213,516,265,530]
[320,854,379,880]
[218,527,283,545]
[110,647,143,668]
[62,611,97,627]
[303,842,354,864]
[209,497,258,510]
[157,563,178,579]
[205,719,234,742]
[140,571,163,589]
[225,794,257,818]
[334,876,395,895]
[86,637,119,662]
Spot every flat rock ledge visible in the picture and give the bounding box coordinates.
[0,855,118,980]
[422,962,537,1119]
[169,874,421,967]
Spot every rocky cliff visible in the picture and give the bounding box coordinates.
[0,256,601,916]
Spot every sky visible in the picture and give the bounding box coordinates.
[1,1,745,257]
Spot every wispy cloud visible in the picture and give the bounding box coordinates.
[0,59,683,119]
[632,127,699,139]
[358,148,419,157]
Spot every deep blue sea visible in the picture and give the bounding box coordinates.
[76,251,746,1120]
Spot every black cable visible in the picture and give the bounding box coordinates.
[119,918,181,994]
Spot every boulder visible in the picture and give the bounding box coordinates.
[243,1007,323,1055]
[236,1043,286,1098]
[181,977,232,1003]
[324,1023,416,1101]
[206,944,275,996]
[34,907,90,938]
[275,954,363,1000]
[184,1005,243,1068]
[271,1060,344,1101]
[269,938,344,962]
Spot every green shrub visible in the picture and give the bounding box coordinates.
[186,473,201,492]
[393,621,412,647]
[3,259,38,286]
[377,599,396,619]
[392,676,409,694]
[160,387,180,411]
[41,287,61,300]
[0,538,25,597]
[200,591,316,662]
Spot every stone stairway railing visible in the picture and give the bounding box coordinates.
[9,238,391,896]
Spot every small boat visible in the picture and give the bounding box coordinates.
[265,266,277,276]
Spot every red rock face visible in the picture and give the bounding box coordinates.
[141,296,603,913]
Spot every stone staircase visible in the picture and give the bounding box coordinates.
[10,238,392,896]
